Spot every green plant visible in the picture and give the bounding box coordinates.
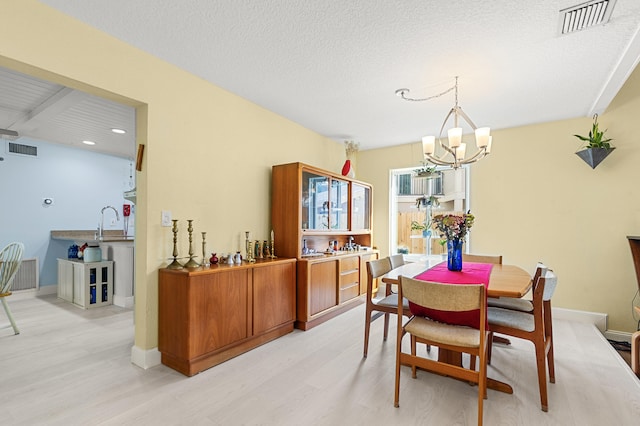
[574,114,613,149]
[411,220,427,231]
[415,195,439,209]
[413,162,437,176]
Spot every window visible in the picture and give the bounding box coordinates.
[389,166,470,262]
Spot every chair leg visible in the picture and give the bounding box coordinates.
[363,306,372,357]
[487,332,493,365]
[470,355,476,371]
[1,297,19,335]
[544,303,555,383]
[534,338,549,412]
[383,312,390,341]
[394,326,404,408]
[411,335,417,379]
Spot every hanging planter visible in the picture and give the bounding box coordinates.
[575,147,615,169]
[413,162,438,179]
[573,114,615,169]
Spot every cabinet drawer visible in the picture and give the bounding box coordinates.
[340,256,359,272]
[339,282,360,303]
[339,270,359,289]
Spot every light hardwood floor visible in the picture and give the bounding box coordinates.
[1,293,639,425]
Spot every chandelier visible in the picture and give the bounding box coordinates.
[396,76,492,169]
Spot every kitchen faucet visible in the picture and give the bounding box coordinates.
[99,206,120,239]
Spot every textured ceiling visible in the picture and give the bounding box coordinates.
[15,1,640,155]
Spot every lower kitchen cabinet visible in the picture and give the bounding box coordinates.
[158,258,296,376]
[57,258,113,309]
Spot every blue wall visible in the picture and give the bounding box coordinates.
[0,138,134,287]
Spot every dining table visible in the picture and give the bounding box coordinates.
[382,258,533,394]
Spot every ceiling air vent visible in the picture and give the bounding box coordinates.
[8,142,38,157]
[559,0,617,35]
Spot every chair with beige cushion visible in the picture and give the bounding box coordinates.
[395,276,489,426]
[0,242,25,335]
[388,254,405,269]
[363,257,411,357]
[488,265,558,412]
[463,253,501,370]
[487,262,547,312]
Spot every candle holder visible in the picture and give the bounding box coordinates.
[201,232,209,267]
[167,219,183,269]
[183,219,200,268]
[245,231,255,263]
[269,239,277,258]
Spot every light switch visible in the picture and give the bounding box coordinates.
[161,210,172,227]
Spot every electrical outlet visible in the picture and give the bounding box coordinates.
[161,210,172,227]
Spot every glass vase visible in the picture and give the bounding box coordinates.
[447,239,463,271]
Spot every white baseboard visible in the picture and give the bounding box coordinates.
[113,295,134,309]
[553,306,634,343]
[10,285,57,300]
[552,307,607,332]
[604,329,633,344]
[131,345,161,369]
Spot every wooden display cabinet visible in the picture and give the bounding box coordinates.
[158,258,296,376]
[272,162,377,330]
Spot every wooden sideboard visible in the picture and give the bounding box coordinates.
[158,258,296,376]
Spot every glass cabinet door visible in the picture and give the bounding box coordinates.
[330,178,349,230]
[351,183,371,230]
[302,171,329,230]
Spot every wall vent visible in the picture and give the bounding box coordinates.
[559,0,616,35]
[8,142,38,157]
[11,258,39,291]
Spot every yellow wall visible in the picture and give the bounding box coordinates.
[359,64,640,333]
[1,1,345,352]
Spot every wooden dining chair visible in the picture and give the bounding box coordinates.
[363,257,411,357]
[395,276,489,426]
[0,242,25,335]
[462,253,503,265]
[463,253,501,370]
[487,266,558,412]
[388,254,405,269]
[487,262,546,312]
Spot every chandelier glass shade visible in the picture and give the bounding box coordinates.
[397,76,492,169]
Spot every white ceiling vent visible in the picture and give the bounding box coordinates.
[559,1,616,35]
[8,142,38,157]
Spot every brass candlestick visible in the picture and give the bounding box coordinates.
[245,231,255,263]
[201,232,209,266]
[183,219,200,268]
[167,219,183,269]
[269,239,277,258]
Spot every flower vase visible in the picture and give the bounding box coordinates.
[447,239,463,271]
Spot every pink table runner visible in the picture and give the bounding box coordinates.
[410,261,492,329]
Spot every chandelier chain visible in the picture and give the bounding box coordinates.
[396,76,459,103]
[396,85,455,102]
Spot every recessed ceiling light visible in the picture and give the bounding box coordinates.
[111,128,126,134]
[82,140,96,145]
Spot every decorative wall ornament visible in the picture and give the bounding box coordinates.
[342,140,359,178]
